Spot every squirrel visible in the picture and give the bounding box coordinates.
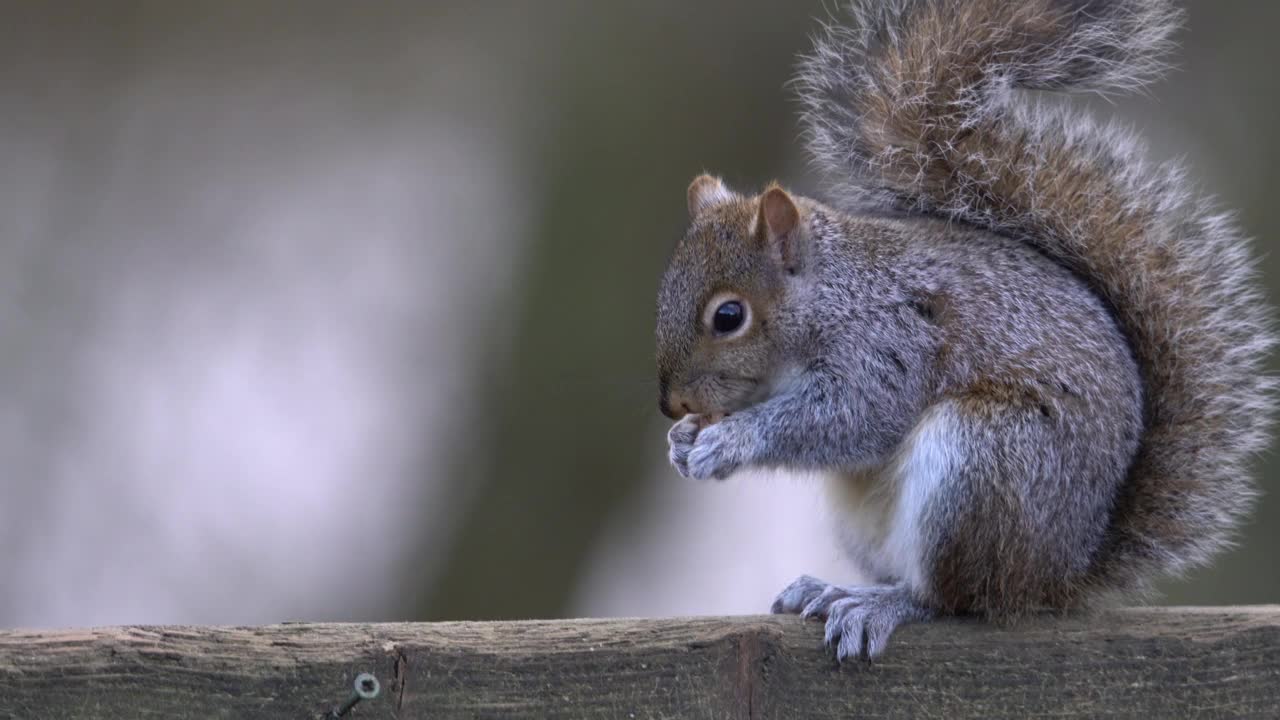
[655,0,1273,661]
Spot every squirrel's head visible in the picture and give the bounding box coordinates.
[655,175,807,420]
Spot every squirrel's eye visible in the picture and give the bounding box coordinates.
[712,301,745,334]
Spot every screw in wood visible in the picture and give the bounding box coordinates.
[327,672,380,718]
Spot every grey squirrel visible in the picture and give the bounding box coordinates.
[655,0,1274,660]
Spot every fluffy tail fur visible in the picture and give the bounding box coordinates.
[798,0,1273,596]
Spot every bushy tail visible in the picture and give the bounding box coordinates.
[798,0,1273,595]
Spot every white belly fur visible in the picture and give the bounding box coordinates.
[825,403,963,593]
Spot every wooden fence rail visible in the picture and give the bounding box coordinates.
[1,607,1277,718]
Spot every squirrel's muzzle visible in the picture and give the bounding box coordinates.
[659,389,695,420]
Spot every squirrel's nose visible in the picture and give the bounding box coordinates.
[660,390,696,420]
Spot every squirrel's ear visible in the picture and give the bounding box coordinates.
[687,174,736,218]
[758,185,801,268]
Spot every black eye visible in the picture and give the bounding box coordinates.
[712,301,745,334]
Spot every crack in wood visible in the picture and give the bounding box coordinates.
[732,625,782,719]
[384,638,409,712]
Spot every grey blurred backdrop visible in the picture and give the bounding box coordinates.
[1,1,1276,628]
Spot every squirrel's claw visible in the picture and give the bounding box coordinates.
[771,574,835,616]
[774,577,931,662]
[825,584,932,662]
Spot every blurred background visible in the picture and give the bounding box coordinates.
[1,1,1276,629]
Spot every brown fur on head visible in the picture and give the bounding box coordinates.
[656,176,804,420]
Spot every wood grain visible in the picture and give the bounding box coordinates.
[1,608,1277,718]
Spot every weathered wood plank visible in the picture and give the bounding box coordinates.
[0,608,1276,719]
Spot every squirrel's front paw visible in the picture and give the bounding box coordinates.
[684,422,742,481]
[668,415,744,480]
[667,415,702,478]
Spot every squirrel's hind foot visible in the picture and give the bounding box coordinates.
[772,576,931,662]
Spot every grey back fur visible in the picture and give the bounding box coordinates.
[796,0,1275,597]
